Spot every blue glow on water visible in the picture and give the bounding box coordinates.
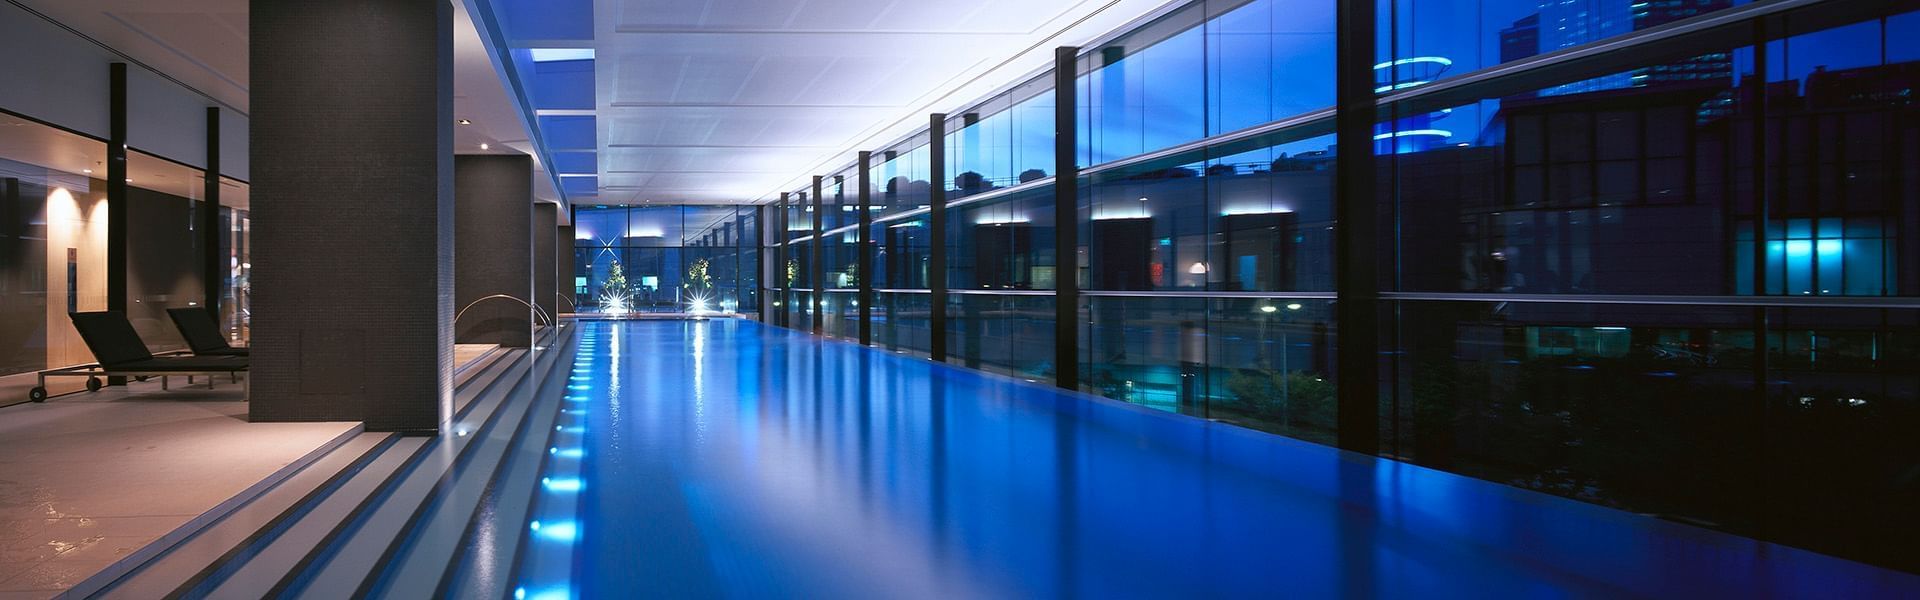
[534,520,577,541]
[566,385,590,391]
[520,588,569,600]
[510,318,1916,599]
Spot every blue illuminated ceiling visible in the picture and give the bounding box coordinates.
[472,0,1180,205]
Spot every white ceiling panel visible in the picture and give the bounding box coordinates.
[24,0,1187,207]
[551,0,1184,204]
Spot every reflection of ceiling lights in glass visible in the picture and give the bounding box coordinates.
[528,48,595,62]
[1220,206,1294,217]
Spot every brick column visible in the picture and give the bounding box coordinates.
[454,154,533,347]
[534,203,558,326]
[249,0,454,433]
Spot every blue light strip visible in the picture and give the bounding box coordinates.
[514,325,601,600]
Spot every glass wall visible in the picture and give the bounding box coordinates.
[0,113,247,401]
[572,205,758,315]
[0,115,108,401]
[760,0,1920,572]
[868,137,935,355]
[218,178,251,344]
[125,150,208,352]
[1378,6,1920,571]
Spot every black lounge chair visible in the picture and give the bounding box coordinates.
[166,307,248,357]
[26,311,248,402]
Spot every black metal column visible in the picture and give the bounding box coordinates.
[1053,46,1080,391]
[106,63,127,315]
[106,63,128,386]
[1748,17,1773,536]
[757,204,770,323]
[811,176,825,336]
[775,192,789,329]
[857,151,874,345]
[1334,0,1379,454]
[927,113,949,362]
[204,106,223,314]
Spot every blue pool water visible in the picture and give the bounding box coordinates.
[518,319,1916,598]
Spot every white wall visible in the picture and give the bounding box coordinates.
[0,1,249,181]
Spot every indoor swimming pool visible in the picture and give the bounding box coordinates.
[510,319,1915,598]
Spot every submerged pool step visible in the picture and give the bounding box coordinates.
[85,328,568,599]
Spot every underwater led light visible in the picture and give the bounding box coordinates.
[567,385,591,391]
[533,520,578,541]
[516,587,570,600]
[542,477,584,492]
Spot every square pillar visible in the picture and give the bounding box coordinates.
[534,203,558,325]
[558,224,575,315]
[454,154,533,347]
[249,0,454,433]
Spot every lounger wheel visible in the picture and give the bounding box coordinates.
[28,387,47,403]
[86,377,103,393]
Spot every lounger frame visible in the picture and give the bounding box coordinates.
[28,359,246,402]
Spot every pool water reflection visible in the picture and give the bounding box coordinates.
[535,319,1915,598]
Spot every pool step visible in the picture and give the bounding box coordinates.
[278,328,575,598]
[83,326,573,599]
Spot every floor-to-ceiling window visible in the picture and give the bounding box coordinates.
[757,0,1920,572]
[0,114,108,401]
[572,205,758,315]
[217,177,250,343]
[1378,4,1920,570]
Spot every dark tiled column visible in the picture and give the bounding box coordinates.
[453,155,532,347]
[249,0,454,433]
[534,203,558,326]
[558,224,575,315]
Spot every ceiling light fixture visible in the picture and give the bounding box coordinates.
[458,119,473,125]
[480,143,490,150]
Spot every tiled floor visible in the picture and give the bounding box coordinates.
[454,344,499,370]
[0,381,356,598]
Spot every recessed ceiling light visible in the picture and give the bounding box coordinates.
[458,119,472,125]
[82,169,92,174]
[480,143,490,150]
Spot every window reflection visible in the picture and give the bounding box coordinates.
[572,205,758,315]
[0,115,107,397]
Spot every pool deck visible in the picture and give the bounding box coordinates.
[0,380,358,599]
